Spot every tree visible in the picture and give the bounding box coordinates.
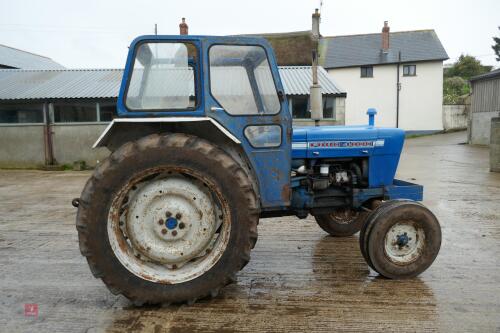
[444,55,492,80]
[442,55,491,105]
[493,26,500,62]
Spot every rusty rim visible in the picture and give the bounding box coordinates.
[383,221,425,265]
[107,167,231,284]
[329,209,359,225]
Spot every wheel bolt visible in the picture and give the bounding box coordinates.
[176,213,182,219]
[161,229,167,235]
[179,222,185,229]
[158,219,164,225]
[172,230,178,236]
[166,211,172,217]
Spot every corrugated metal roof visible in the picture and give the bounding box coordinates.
[0,66,344,101]
[0,44,65,70]
[470,68,500,82]
[0,69,122,100]
[320,30,449,69]
[279,66,344,95]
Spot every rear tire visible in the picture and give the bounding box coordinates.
[314,209,368,237]
[76,133,259,305]
[361,201,441,279]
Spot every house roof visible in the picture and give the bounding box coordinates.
[470,68,500,82]
[320,30,448,69]
[0,44,65,70]
[243,31,313,66]
[0,66,344,101]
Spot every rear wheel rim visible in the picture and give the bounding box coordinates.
[329,209,359,224]
[383,221,425,265]
[107,167,231,284]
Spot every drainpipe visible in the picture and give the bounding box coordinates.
[43,102,55,165]
[396,51,401,128]
[310,8,323,125]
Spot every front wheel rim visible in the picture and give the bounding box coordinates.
[383,221,425,265]
[107,167,231,284]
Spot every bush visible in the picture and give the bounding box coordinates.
[443,76,470,104]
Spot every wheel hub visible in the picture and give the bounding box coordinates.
[396,232,409,247]
[165,217,178,230]
[126,176,218,264]
[384,221,425,265]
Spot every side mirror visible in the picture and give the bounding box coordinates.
[277,90,285,102]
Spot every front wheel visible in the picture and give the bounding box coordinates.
[314,209,368,237]
[76,133,259,305]
[360,201,441,279]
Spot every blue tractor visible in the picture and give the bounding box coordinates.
[75,35,441,305]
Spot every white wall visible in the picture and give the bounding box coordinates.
[328,61,444,131]
[328,65,396,127]
[399,61,443,131]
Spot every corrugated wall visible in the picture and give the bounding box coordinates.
[470,77,500,145]
[471,78,500,114]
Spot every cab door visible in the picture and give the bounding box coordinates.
[202,37,292,208]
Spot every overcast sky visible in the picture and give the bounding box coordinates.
[1,0,499,69]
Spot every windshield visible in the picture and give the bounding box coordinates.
[125,42,196,110]
[209,45,280,115]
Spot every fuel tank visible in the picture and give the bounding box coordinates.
[292,125,405,187]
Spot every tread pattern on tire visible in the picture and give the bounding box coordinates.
[76,133,259,305]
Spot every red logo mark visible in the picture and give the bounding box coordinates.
[24,303,38,317]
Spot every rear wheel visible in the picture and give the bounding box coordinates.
[361,201,441,279]
[314,208,368,237]
[76,133,259,305]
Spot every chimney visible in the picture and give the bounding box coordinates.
[179,17,188,35]
[381,21,390,51]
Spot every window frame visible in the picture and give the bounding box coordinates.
[0,102,44,124]
[360,66,374,78]
[243,124,283,148]
[207,43,282,117]
[122,40,201,112]
[289,95,311,119]
[403,64,417,77]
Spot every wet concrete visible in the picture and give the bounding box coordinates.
[0,131,499,332]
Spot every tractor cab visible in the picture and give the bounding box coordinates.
[98,35,292,208]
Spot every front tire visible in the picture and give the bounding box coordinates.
[76,133,259,305]
[361,201,441,279]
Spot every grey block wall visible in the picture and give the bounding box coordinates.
[52,123,110,166]
[0,123,110,168]
[470,112,500,145]
[0,124,46,168]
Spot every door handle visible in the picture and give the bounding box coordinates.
[210,106,225,112]
[361,150,369,154]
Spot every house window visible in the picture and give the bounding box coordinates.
[98,102,116,122]
[360,66,373,78]
[0,104,44,123]
[289,96,336,119]
[403,65,416,76]
[53,102,97,122]
[290,96,310,119]
[322,96,335,119]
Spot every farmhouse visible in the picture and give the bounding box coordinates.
[320,22,448,132]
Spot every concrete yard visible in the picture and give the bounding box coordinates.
[1,131,499,332]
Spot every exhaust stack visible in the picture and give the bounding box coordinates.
[310,8,323,124]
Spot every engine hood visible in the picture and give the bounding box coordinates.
[292,125,405,159]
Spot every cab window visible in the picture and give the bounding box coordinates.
[209,45,280,115]
[125,42,197,110]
